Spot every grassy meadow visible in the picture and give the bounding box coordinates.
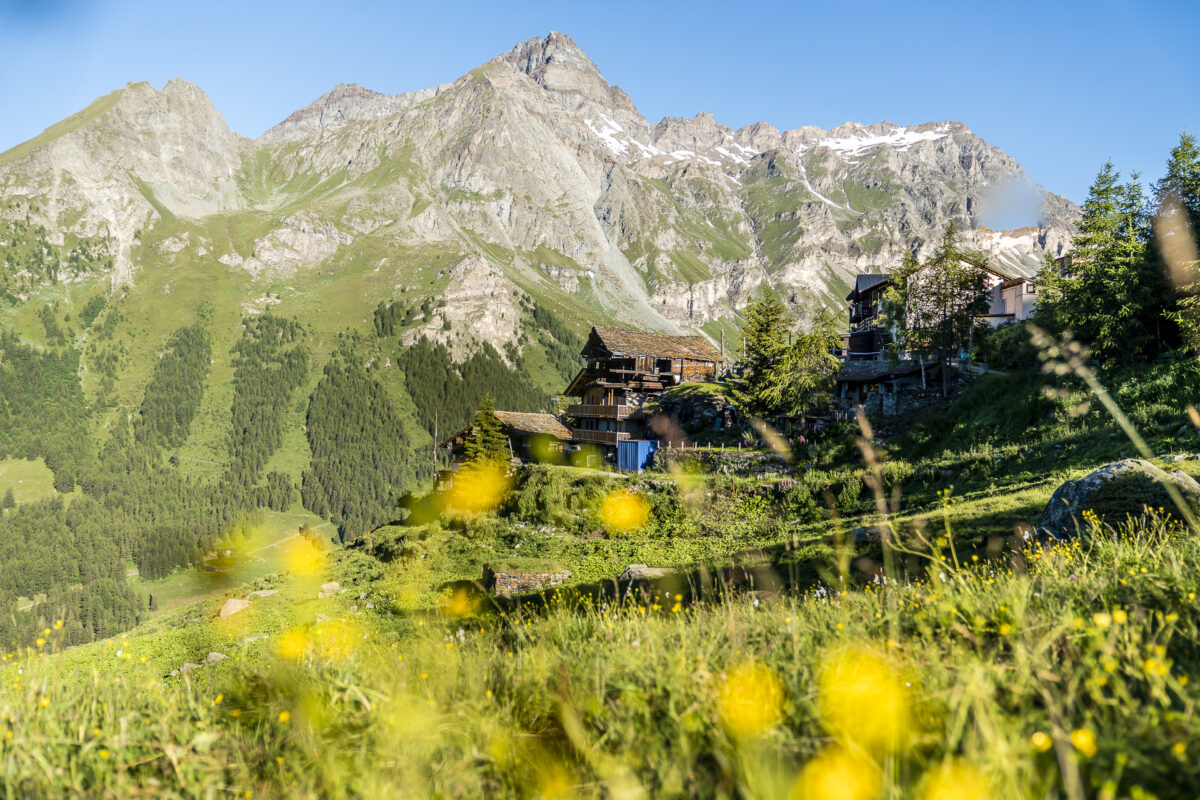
[0,348,1197,797]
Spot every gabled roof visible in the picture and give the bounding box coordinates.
[588,326,722,361]
[493,411,572,440]
[855,273,890,293]
[846,273,890,301]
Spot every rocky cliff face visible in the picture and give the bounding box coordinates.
[0,79,245,284]
[0,31,1079,349]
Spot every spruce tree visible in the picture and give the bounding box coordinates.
[463,395,510,466]
[1037,164,1158,363]
[734,290,790,416]
[757,309,844,417]
[1153,132,1200,350]
[1,488,13,510]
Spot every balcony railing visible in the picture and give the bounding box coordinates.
[567,404,636,419]
[570,428,631,446]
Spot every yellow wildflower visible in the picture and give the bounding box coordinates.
[921,759,992,800]
[717,661,785,739]
[445,463,512,514]
[275,628,310,662]
[599,489,651,534]
[819,644,911,754]
[792,746,880,800]
[1070,729,1097,758]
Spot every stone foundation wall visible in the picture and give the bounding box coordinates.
[484,567,571,597]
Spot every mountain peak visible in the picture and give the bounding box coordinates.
[496,31,638,117]
[258,81,450,144]
[499,31,593,80]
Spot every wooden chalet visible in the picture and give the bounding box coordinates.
[564,326,723,449]
[440,410,573,464]
[843,274,892,360]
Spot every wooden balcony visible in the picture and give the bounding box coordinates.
[570,428,631,446]
[568,404,636,419]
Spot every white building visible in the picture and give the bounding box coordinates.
[980,277,1038,327]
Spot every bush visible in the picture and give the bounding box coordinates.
[974,321,1038,369]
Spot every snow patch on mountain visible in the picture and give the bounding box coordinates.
[805,124,953,160]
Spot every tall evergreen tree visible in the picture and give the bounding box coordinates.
[733,290,790,416]
[463,395,511,466]
[1037,164,1159,363]
[1,488,13,510]
[757,309,844,417]
[1153,132,1200,351]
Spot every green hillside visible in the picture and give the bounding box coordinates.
[0,354,1196,797]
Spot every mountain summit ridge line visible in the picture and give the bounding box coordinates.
[0,30,1078,337]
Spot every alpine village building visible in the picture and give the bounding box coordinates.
[838,265,1039,410]
[441,326,724,471]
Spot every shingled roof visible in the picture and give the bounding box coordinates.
[493,411,572,440]
[590,326,722,361]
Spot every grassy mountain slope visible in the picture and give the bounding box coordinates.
[0,359,1197,797]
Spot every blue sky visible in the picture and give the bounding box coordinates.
[0,0,1196,203]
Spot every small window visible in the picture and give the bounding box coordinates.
[1026,283,1037,294]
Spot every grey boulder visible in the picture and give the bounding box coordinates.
[1039,458,1200,538]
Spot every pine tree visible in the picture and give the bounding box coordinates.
[1037,164,1158,363]
[463,395,511,465]
[1,488,13,510]
[733,290,790,416]
[1156,132,1200,233]
[757,309,844,417]
[1153,132,1200,351]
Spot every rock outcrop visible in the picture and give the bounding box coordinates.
[1038,459,1200,538]
[218,597,250,618]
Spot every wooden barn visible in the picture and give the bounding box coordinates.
[440,410,573,464]
[564,326,723,449]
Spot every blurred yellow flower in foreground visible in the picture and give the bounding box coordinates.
[276,628,310,662]
[312,618,364,664]
[819,644,911,754]
[717,661,785,739]
[1030,731,1053,752]
[599,489,651,534]
[441,587,477,618]
[445,464,512,514]
[792,746,881,800]
[537,761,574,799]
[283,536,325,576]
[920,759,992,800]
[1070,728,1097,758]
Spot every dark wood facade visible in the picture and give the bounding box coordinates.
[440,411,573,463]
[565,327,723,449]
[844,274,892,360]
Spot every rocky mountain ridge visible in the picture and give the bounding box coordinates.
[0,30,1079,349]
